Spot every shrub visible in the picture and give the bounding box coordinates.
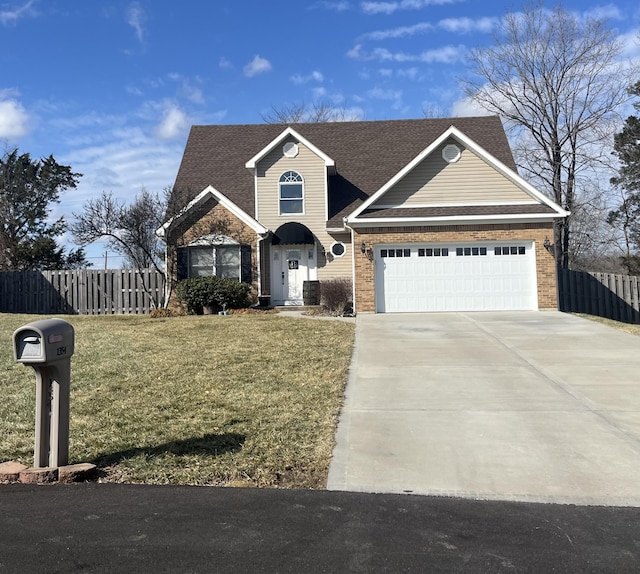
[320,278,353,315]
[176,276,250,314]
[215,278,251,310]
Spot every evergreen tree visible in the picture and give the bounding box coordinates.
[0,149,89,270]
[608,82,640,274]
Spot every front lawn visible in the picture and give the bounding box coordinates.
[0,313,355,488]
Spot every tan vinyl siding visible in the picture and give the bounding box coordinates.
[375,139,534,208]
[319,233,352,281]
[256,138,327,226]
[256,137,351,281]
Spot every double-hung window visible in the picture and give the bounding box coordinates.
[177,235,251,283]
[279,171,304,215]
[185,245,241,279]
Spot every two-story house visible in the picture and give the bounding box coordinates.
[158,117,567,313]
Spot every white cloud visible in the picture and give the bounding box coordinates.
[0,98,29,138]
[438,16,498,34]
[126,85,143,96]
[167,74,205,105]
[62,130,183,213]
[359,16,497,43]
[291,70,324,84]
[367,87,403,110]
[348,43,467,64]
[450,95,495,118]
[368,87,402,100]
[361,0,461,16]
[219,57,232,69]
[0,0,37,26]
[312,87,328,99]
[154,103,190,139]
[360,22,433,41]
[126,2,145,44]
[314,1,350,11]
[243,55,272,78]
[619,30,640,60]
[398,67,419,80]
[182,83,204,105]
[581,5,623,21]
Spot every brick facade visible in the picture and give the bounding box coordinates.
[165,199,260,307]
[353,222,557,313]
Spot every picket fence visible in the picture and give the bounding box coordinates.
[0,269,165,315]
[558,269,640,324]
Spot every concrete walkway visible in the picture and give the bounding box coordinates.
[328,311,640,506]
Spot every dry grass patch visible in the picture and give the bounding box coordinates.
[0,313,354,488]
[576,314,640,336]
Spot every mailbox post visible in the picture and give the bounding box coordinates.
[13,318,75,469]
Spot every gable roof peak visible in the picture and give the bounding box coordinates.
[245,126,335,170]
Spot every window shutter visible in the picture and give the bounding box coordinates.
[177,248,188,281]
[240,245,252,284]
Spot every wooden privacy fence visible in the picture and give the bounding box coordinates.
[558,269,640,324]
[0,269,165,315]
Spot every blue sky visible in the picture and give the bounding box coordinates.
[1,0,639,267]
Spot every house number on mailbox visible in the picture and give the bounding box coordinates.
[288,260,299,270]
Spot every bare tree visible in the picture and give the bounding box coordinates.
[262,100,362,123]
[70,189,168,307]
[421,104,450,119]
[463,2,635,268]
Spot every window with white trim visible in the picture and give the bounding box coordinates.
[177,235,252,283]
[184,245,241,279]
[279,171,304,215]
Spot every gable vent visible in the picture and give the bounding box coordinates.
[442,144,461,163]
[283,142,299,158]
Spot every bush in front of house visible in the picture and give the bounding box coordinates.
[176,276,250,314]
[320,278,353,316]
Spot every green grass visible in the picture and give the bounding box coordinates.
[0,313,355,488]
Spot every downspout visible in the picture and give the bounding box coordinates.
[344,220,357,314]
[156,223,170,309]
[256,232,270,298]
[164,243,170,308]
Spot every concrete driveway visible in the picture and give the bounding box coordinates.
[328,312,640,506]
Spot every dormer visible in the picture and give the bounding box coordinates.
[246,127,336,227]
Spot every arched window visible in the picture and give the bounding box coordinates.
[279,171,304,215]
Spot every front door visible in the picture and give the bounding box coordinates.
[271,245,316,305]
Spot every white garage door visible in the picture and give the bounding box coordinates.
[375,242,537,313]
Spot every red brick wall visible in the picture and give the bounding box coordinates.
[165,200,260,307]
[353,222,557,313]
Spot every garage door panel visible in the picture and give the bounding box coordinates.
[375,242,537,313]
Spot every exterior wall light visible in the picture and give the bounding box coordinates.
[360,241,366,255]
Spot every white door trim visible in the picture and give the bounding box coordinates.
[271,244,317,305]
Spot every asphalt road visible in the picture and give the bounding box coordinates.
[1,483,640,573]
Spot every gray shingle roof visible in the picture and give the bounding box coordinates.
[170,116,516,227]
